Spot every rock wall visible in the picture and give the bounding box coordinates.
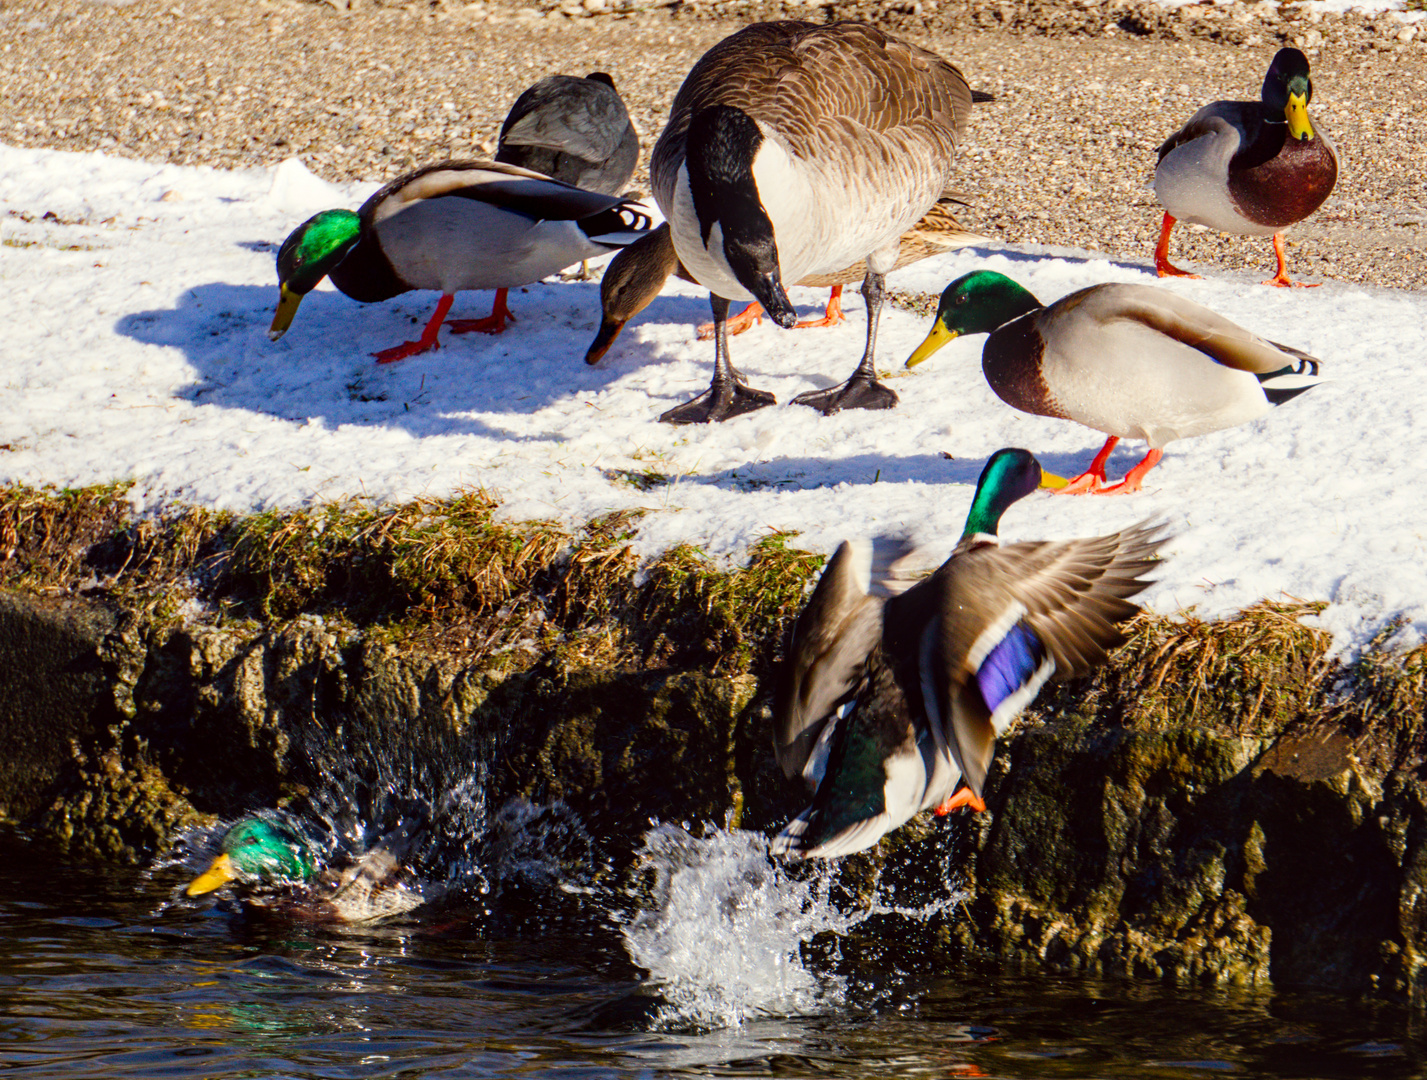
[3,585,1426,1007]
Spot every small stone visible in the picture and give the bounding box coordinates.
[159,189,183,201]
[1396,26,1417,43]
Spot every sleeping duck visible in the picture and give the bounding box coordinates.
[650,20,975,423]
[584,203,987,365]
[1152,48,1337,287]
[772,448,1166,859]
[186,813,425,924]
[269,159,649,363]
[496,72,639,197]
[905,270,1322,494]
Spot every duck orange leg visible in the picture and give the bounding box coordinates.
[699,301,766,339]
[373,293,455,364]
[933,788,987,816]
[698,287,849,339]
[1097,448,1164,495]
[793,285,847,330]
[1154,213,1200,279]
[1261,233,1319,289]
[448,288,517,335]
[1056,435,1119,495]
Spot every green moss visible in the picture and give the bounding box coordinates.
[0,483,824,676]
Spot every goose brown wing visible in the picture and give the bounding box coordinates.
[651,22,971,208]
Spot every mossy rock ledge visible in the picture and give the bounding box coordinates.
[2,485,1426,1005]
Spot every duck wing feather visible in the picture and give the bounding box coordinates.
[363,159,644,226]
[915,520,1167,795]
[1055,283,1322,376]
[773,537,927,781]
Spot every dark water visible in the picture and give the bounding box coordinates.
[1,829,1423,1079]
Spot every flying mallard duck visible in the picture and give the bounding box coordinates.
[1152,48,1337,288]
[772,449,1166,859]
[584,203,987,365]
[650,20,975,423]
[904,271,1322,494]
[496,72,639,197]
[269,160,650,363]
[186,814,425,924]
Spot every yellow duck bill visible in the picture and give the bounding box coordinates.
[186,853,238,897]
[269,285,304,342]
[906,322,958,368]
[1284,92,1314,141]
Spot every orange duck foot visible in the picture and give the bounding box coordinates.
[1054,435,1117,496]
[699,301,765,340]
[1261,234,1319,288]
[373,293,453,364]
[448,289,516,335]
[1153,213,1201,279]
[933,789,987,816]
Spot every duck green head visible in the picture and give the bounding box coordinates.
[270,209,362,341]
[1263,48,1315,141]
[962,448,1060,539]
[905,270,1043,369]
[186,815,316,897]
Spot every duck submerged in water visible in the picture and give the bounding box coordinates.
[1152,48,1337,287]
[583,203,987,365]
[905,271,1322,494]
[269,160,650,363]
[186,813,425,924]
[772,449,1167,860]
[650,20,975,423]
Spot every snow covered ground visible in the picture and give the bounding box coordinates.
[2,143,1424,654]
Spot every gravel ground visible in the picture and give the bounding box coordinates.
[2,0,1423,288]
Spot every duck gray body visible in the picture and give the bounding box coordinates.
[357,161,643,294]
[987,282,1319,448]
[496,72,639,196]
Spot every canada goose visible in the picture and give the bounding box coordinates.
[650,20,974,423]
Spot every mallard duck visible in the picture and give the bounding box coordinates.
[772,449,1166,859]
[904,271,1322,494]
[186,814,425,924]
[496,72,639,197]
[1152,48,1337,288]
[584,203,987,365]
[269,159,650,364]
[650,20,974,423]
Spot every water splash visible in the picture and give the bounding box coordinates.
[158,709,494,919]
[617,822,971,1031]
[618,825,850,1030]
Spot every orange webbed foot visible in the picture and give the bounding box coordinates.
[374,339,439,364]
[933,789,987,816]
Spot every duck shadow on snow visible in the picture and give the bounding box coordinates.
[113,279,723,439]
[688,448,1114,495]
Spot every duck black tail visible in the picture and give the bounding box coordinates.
[1258,348,1322,405]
